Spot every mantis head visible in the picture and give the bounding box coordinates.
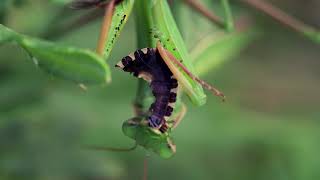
[122,117,176,159]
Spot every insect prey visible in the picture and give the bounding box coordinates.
[115,48,178,133]
[115,44,225,133]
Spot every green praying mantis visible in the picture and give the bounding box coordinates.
[0,0,319,159]
[85,0,233,158]
[82,0,319,158]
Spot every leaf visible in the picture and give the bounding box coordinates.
[151,0,207,106]
[304,30,320,44]
[0,24,15,43]
[0,24,111,85]
[103,0,135,60]
[191,30,258,77]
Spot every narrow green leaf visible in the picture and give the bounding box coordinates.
[191,30,257,77]
[0,24,111,85]
[0,23,15,43]
[220,0,234,32]
[151,0,207,106]
[304,30,320,44]
[103,0,135,60]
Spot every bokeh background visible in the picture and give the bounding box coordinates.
[0,0,319,179]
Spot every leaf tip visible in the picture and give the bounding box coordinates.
[106,76,112,84]
[79,84,88,91]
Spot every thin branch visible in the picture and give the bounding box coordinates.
[69,0,106,9]
[143,155,148,180]
[239,0,317,34]
[183,0,225,29]
[96,0,115,55]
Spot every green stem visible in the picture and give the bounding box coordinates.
[133,0,154,112]
[184,0,225,29]
[221,0,234,32]
[135,0,154,48]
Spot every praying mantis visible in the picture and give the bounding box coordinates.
[114,43,225,158]
[0,0,317,162]
[69,0,319,158]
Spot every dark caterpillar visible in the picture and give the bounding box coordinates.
[115,48,178,133]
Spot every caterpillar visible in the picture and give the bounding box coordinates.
[115,48,178,133]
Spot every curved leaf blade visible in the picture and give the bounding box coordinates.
[103,0,135,60]
[304,30,320,44]
[0,24,111,85]
[191,30,258,77]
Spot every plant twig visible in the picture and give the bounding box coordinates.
[183,0,225,29]
[239,0,317,34]
[134,0,154,112]
[143,155,148,180]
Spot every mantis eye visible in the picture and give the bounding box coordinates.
[122,118,141,139]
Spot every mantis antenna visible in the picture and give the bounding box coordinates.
[85,143,137,152]
[156,42,226,101]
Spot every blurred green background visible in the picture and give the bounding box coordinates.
[0,0,319,179]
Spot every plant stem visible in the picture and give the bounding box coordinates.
[133,0,154,113]
[221,0,234,32]
[184,0,225,29]
[143,155,148,180]
[239,0,318,35]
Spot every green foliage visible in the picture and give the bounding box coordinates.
[304,30,320,44]
[0,119,123,179]
[220,0,234,32]
[191,30,258,76]
[103,0,135,59]
[0,0,27,22]
[0,24,111,85]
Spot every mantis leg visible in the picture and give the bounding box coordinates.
[157,42,226,101]
[170,103,187,130]
[133,102,145,117]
